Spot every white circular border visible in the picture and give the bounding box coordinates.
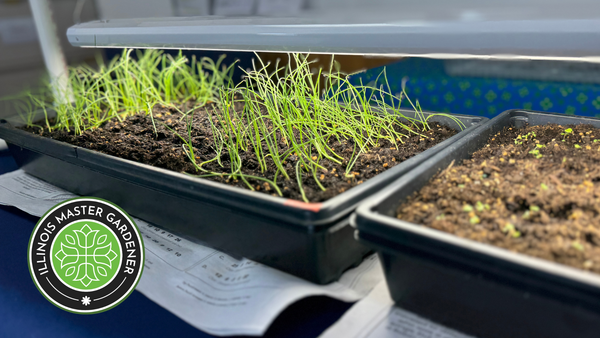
[29,198,145,314]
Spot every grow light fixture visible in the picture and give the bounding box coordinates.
[66,16,600,62]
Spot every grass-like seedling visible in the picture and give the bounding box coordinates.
[13,50,464,202]
[193,53,464,201]
[11,49,235,135]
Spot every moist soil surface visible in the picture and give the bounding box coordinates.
[24,104,456,202]
[397,123,600,273]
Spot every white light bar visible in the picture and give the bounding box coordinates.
[67,16,600,60]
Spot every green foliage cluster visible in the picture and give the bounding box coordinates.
[12,49,234,135]
[514,131,536,145]
[181,54,463,201]
[12,50,464,202]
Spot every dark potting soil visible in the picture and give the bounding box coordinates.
[24,104,456,202]
[397,123,600,273]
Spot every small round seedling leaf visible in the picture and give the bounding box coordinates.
[65,235,76,245]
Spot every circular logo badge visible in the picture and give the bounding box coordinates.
[28,197,144,314]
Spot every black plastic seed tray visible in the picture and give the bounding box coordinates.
[0,109,484,284]
[353,109,600,337]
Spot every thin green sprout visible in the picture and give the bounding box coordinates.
[12,50,464,203]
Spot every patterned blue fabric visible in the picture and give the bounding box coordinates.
[347,58,600,118]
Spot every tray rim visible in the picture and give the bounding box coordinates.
[0,108,486,229]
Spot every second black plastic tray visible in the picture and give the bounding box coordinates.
[0,109,484,284]
[354,110,600,337]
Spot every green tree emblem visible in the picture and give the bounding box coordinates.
[52,222,121,290]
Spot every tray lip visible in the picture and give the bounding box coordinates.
[0,109,485,229]
[355,109,600,290]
